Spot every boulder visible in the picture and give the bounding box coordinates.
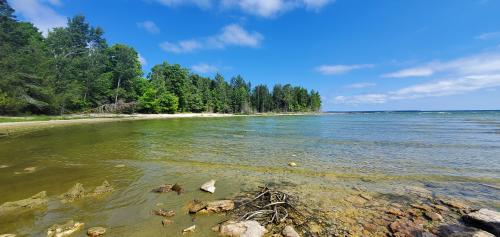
[200,180,216,193]
[59,183,86,203]
[463,209,500,236]
[187,200,207,213]
[47,220,84,237]
[282,225,300,237]
[435,224,495,237]
[0,191,48,214]
[87,227,106,237]
[206,200,235,212]
[215,221,267,237]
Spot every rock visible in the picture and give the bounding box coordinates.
[424,211,443,222]
[386,207,406,217]
[0,191,48,214]
[216,221,267,237]
[172,183,183,195]
[435,224,495,237]
[87,227,106,237]
[206,200,235,212]
[187,200,207,213]
[47,220,84,237]
[282,225,300,237]
[200,180,216,193]
[0,165,8,169]
[288,162,297,167]
[389,219,423,236]
[410,203,433,212]
[432,204,449,212]
[463,209,500,236]
[439,197,470,210]
[114,164,125,168]
[183,225,196,233]
[59,183,86,203]
[406,186,433,199]
[359,193,372,201]
[345,196,367,205]
[92,181,113,195]
[153,209,175,217]
[162,219,173,226]
[152,184,174,193]
[307,222,322,234]
[23,167,36,173]
[0,234,16,237]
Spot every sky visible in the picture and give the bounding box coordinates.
[9,0,500,111]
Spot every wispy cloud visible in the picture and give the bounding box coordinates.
[138,54,147,66]
[475,32,500,40]
[10,0,67,35]
[154,0,334,18]
[345,82,376,89]
[337,52,500,104]
[160,24,263,53]
[137,21,160,34]
[382,53,500,78]
[315,64,374,75]
[191,63,219,74]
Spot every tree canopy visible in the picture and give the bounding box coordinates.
[0,1,321,115]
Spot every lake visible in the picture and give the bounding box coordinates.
[0,112,499,236]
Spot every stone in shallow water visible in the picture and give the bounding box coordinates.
[288,162,297,167]
[215,221,267,237]
[435,224,495,237]
[282,225,300,237]
[0,191,48,214]
[182,225,196,233]
[153,209,175,217]
[200,180,216,193]
[59,183,86,203]
[424,211,443,222]
[151,184,174,193]
[463,209,500,236]
[92,181,113,195]
[23,167,36,173]
[206,200,235,212]
[439,197,470,210]
[162,219,173,226]
[187,200,207,213]
[389,219,424,236]
[0,234,16,237]
[47,220,84,237]
[386,207,405,217]
[87,227,106,237]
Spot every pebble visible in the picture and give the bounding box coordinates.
[114,164,125,168]
[182,225,196,233]
[87,227,106,237]
[282,225,300,237]
[288,162,297,167]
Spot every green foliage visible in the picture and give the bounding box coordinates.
[0,1,321,115]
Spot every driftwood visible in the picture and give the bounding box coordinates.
[88,100,136,114]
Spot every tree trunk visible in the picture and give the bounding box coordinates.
[114,77,122,107]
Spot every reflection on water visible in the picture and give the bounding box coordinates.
[0,112,499,236]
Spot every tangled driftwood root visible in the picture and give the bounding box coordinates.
[230,186,331,236]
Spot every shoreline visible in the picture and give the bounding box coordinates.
[0,112,322,135]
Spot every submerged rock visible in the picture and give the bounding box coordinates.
[282,225,300,237]
[200,180,216,193]
[182,225,196,233]
[153,209,175,217]
[389,219,424,236]
[162,219,173,226]
[152,184,174,193]
[23,167,36,173]
[424,211,443,222]
[215,221,267,237]
[463,209,500,236]
[187,200,207,213]
[386,207,405,217]
[59,183,86,203]
[288,162,297,167]
[206,200,235,212]
[172,183,183,195]
[439,197,470,211]
[0,165,9,169]
[87,227,106,237]
[114,164,125,168]
[0,234,16,237]
[0,191,48,214]
[47,220,84,237]
[92,181,114,195]
[435,224,495,237]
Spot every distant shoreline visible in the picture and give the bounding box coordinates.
[0,112,322,135]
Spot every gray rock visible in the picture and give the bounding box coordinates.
[463,209,500,236]
[216,221,267,237]
[47,220,84,237]
[0,191,48,215]
[87,227,106,237]
[435,224,495,237]
[200,180,216,193]
[282,225,300,237]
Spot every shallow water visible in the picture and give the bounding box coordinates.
[0,112,499,236]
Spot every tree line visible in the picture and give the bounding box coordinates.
[0,1,321,115]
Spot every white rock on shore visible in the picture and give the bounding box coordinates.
[463,208,500,236]
[282,225,301,237]
[200,180,216,193]
[216,221,267,237]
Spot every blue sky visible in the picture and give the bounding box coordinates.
[10,0,500,111]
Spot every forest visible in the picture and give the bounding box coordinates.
[0,1,321,115]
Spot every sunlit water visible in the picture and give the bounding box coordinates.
[0,112,499,236]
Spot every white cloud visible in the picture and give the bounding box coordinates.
[138,54,147,66]
[191,63,219,74]
[345,82,376,89]
[137,21,160,34]
[160,24,262,53]
[475,32,500,40]
[382,53,500,78]
[10,0,67,35]
[315,64,374,75]
[155,0,334,17]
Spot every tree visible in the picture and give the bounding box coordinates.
[251,85,271,113]
[106,44,143,106]
[230,75,251,113]
[148,62,190,112]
